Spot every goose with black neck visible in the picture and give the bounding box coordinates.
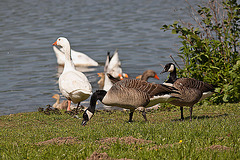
[81,79,179,126]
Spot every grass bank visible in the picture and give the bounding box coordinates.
[0,103,239,159]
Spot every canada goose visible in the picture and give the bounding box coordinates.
[52,37,92,111]
[81,79,179,125]
[161,63,215,120]
[101,71,161,110]
[52,46,98,66]
[106,71,171,107]
[103,69,160,92]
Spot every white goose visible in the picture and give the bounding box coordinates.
[52,37,92,111]
[53,45,98,66]
[106,50,128,79]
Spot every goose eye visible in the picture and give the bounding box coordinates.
[58,39,61,41]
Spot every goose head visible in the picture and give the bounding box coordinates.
[142,70,159,80]
[52,37,71,55]
[53,37,73,68]
[161,63,176,74]
[52,94,60,100]
[81,90,107,126]
[136,70,159,81]
[52,37,70,47]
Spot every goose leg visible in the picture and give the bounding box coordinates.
[180,107,184,120]
[67,100,71,111]
[142,109,147,122]
[75,102,80,115]
[129,111,134,122]
[189,107,193,121]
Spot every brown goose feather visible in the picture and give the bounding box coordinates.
[102,79,178,110]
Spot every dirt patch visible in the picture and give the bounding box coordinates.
[150,142,180,150]
[86,152,133,160]
[205,145,233,151]
[97,136,152,145]
[36,137,81,145]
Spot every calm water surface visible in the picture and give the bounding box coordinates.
[0,0,201,116]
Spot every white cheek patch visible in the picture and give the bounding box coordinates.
[168,64,175,72]
[86,110,94,120]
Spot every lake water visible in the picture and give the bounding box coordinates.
[0,0,202,116]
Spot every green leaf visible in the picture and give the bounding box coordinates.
[223,94,229,102]
[172,29,177,34]
[173,21,179,25]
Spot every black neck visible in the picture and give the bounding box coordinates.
[87,90,107,113]
[166,69,177,83]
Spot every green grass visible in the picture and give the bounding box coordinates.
[0,103,239,160]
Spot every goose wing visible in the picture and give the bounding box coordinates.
[59,71,92,96]
[175,78,215,92]
[169,84,203,106]
[71,49,98,66]
[103,81,150,108]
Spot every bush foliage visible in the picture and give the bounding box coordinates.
[161,0,240,104]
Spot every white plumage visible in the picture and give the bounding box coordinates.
[53,45,98,66]
[53,37,92,111]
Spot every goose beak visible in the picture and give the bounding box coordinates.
[119,74,124,80]
[160,69,166,74]
[97,73,101,77]
[81,120,87,126]
[123,73,129,78]
[154,74,160,80]
[52,41,57,46]
[136,75,141,79]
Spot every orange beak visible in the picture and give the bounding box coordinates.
[52,40,57,46]
[123,73,129,78]
[154,74,160,80]
[97,73,104,77]
[136,75,142,79]
[118,74,124,80]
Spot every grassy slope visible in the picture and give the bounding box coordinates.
[0,103,239,160]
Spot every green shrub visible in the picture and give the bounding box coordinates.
[161,0,240,104]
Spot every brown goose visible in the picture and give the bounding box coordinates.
[52,94,68,110]
[98,69,159,90]
[161,63,215,120]
[52,94,77,110]
[81,79,179,125]
[108,69,160,83]
[97,72,105,89]
[136,70,159,81]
